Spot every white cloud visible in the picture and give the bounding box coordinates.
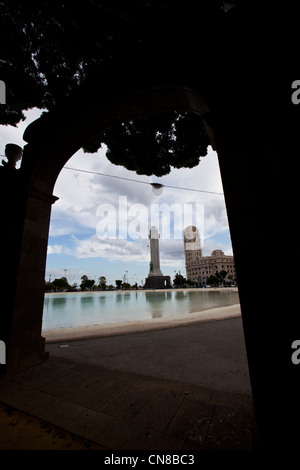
[47,245,63,255]
[68,234,147,261]
[1,109,233,282]
[50,144,233,269]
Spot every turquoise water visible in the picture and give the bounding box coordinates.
[42,289,240,330]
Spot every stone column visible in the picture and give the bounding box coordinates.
[149,226,163,276]
[7,188,58,370]
[0,154,58,372]
[211,85,300,448]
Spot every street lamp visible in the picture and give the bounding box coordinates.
[150,183,164,196]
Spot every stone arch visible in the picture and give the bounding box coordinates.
[22,84,210,195]
[3,83,210,371]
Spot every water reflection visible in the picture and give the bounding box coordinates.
[98,295,107,305]
[145,292,167,319]
[80,295,95,308]
[43,289,240,330]
[43,296,69,316]
[115,293,131,303]
[174,291,188,301]
[52,297,68,308]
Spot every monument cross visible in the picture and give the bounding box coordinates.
[148,226,163,277]
[144,226,171,289]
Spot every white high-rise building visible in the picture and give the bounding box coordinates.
[184,225,236,284]
[184,226,202,255]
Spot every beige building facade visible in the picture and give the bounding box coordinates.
[184,226,236,284]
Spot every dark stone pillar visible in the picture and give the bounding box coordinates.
[0,166,25,374]
[0,164,57,372]
[212,95,300,448]
[201,5,300,448]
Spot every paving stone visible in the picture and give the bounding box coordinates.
[93,416,151,450]
[0,352,255,450]
[102,380,157,419]
[165,396,214,447]
[132,388,185,432]
[204,405,252,450]
[66,408,114,445]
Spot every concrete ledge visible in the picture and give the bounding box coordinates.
[43,304,241,343]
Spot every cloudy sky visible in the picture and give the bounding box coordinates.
[0,108,233,287]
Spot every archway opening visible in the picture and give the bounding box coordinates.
[37,107,252,450]
[1,85,254,449]
[42,106,239,332]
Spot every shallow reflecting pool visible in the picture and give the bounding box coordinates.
[43,289,240,330]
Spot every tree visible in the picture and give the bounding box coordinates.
[98,276,107,290]
[51,276,70,292]
[1,1,210,177]
[68,283,78,291]
[173,273,186,288]
[115,280,122,289]
[80,275,95,291]
[206,275,218,286]
[207,270,228,287]
[0,1,126,126]
[122,282,131,290]
[83,111,209,177]
[216,270,228,286]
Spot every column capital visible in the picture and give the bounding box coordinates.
[28,188,59,205]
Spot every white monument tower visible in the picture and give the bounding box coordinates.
[148,226,163,276]
[144,226,171,289]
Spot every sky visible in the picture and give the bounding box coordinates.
[0,108,233,287]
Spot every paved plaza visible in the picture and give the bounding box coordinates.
[0,317,257,450]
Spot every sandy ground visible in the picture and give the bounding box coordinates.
[43,303,241,343]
